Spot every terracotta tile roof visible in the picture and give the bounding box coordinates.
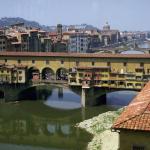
[112,81,150,132]
[1,52,150,59]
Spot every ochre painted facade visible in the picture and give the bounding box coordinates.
[119,130,150,150]
[0,52,150,89]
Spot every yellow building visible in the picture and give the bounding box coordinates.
[112,81,150,150]
[0,52,150,89]
[0,63,27,84]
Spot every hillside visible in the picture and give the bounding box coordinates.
[0,17,98,31]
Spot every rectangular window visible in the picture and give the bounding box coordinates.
[19,76,22,81]
[107,62,111,66]
[124,62,127,67]
[61,60,64,64]
[5,59,7,63]
[140,62,144,67]
[76,61,79,66]
[92,61,95,66]
[32,60,35,64]
[19,71,22,74]
[46,60,49,65]
[132,146,145,150]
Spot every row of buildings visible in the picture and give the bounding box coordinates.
[0,22,141,53]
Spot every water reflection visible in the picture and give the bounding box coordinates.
[138,42,150,48]
[0,102,92,150]
[0,85,139,150]
[44,88,81,109]
[121,50,144,54]
[0,143,63,150]
[107,91,138,106]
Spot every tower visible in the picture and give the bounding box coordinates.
[57,24,63,41]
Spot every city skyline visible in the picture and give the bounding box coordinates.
[0,0,150,31]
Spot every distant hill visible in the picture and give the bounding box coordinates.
[0,17,98,31]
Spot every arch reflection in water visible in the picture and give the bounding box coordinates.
[107,91,138,106]
[44,87,81,109]
[47,123,71,135]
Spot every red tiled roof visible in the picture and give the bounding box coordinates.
[112,81,150,132]
[1,52,150,59]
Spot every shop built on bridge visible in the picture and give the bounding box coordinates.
[1,52,150,106]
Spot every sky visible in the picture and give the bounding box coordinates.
[0,0,149,31]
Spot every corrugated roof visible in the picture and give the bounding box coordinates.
[112,81,150,132]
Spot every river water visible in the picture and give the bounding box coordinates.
[121,41,150,54]
[0,41,149,150]
[0,85,138,150]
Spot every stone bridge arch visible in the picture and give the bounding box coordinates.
[83,87,139,106]
[56,68,68,81]
[41,67,55,80]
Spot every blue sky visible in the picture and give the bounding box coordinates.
[0,0,149,30]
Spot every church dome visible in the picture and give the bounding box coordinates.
[103,22,110,30]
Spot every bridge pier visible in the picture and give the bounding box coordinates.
[81,88,86,107]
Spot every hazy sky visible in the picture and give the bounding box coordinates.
[0,0,149,30]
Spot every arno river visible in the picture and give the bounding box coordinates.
[0,41,149,150]
[0,85,137,150]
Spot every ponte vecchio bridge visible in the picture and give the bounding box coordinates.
[1,52,150,106]
[0,52,150,88]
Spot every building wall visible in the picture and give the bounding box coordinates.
[119,130,150,150]
[1,55,150,87]
[69,34,89,53]
[0,36,7,51]
[2,56,150,73]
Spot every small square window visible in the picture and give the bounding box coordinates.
[18,60,21,64]
[124,62,127,67]
[32,60,35,64]
[61,60,64,64]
